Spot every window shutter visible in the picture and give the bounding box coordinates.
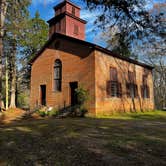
[117,83,122,97]
[106,81,111,97]
[142,75,147,85]
[134,84,138,97]
[147,86,150,98]
[128,71,136,83]
[74,25,79,35]
[141,85,144,98]
[126,83,130,97]
[110,68,117,81]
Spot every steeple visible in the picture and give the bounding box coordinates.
[47,0,87,40]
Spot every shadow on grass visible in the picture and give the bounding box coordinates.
[0,111,166,165]
[0,119,108,166]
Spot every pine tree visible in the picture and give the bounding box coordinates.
[19,11,48,88]
[4,0,31,108]
[0,0,8,110]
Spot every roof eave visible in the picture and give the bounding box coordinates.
[29,33,154,70]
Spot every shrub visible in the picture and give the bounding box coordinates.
[70,105,88,117]
[37,110,47,117]
[75,107,88,117]
[17,92,30,109]
[75,86,89,117]
[80,108,88,117]
[36,107,59,117]
[48,108,59,117]
[75,86,89,106]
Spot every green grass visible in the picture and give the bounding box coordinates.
[97,110,166,120]
[0,110,166,166]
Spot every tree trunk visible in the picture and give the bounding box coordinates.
[9,41,16,108]
[5,55,8,109]
[0,37,3,110]
[0,0,8,111]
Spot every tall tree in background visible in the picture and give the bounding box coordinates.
[83,0,165,57]
[16,11,48,108]
[133,3,166,109]
[84,0,165,109]
[4,0,30,108]
[19,11,48,88]
[0,0,8,110]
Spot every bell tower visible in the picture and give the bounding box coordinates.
[47,0,87,40]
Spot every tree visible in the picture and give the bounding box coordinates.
[83,0,165,57]
[133,3,166,109]
[19,11,48,88]
[84,0,165,110]
[0,0,8,110]
[4,0,30,108]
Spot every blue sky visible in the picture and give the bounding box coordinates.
[29,0,104,46]
[29,0,165,48]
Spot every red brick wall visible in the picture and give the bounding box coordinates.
[55,3,80,17]
[30,42,154,116]
[94,50,154,115]
[65,15,85,40]
[66,3,80,17]
[55,6,66,16]
[30,42,95,115]
[50,1,85,40]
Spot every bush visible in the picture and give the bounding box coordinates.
[71,106,88,117]
[37,110,47,117]
[17,92,30,109]
[75,86,89,106]
[75,86,89,117]
[75,107,88,117]
[36,107,59,117]
[80,108,88,117]
[48,108,59,117]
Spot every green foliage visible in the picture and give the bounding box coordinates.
[109,32,131,57]
[79,107,88,117]
[3,0,31,108]
[17,92,29,109]
[73,86,89,117]
[75,86,89,106]
[84,0,165,58]
[36,107,59,117]
[37,110,47,117]
[19,11,48,61]
[19,11,48,87]
[48,108,59,117]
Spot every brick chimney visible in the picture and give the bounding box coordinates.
[47,0,87,40]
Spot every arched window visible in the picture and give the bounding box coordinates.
[54,59,62,91]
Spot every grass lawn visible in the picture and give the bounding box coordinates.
[0,111,166,166]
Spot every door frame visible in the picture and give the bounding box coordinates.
[69,82,78,106]
[40,85,46,106]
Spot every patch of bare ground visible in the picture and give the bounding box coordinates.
[0,108,26,124]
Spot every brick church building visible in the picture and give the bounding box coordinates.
[30,0,154,116]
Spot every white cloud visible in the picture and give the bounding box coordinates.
[80,9,99,34]
[81,9,99,21]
